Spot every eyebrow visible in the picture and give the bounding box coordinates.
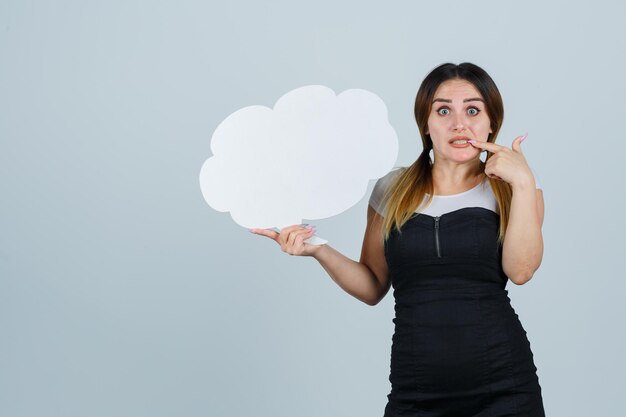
[432,97,485,104]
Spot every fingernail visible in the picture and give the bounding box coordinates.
[249,229,256,233]
[467,140,476,144]
[520,133,528,142]
[305,225,314,229]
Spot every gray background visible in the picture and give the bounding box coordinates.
[1,1,624,416]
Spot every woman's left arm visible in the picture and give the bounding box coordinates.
[501,184,545,285]
[467,136,545,285]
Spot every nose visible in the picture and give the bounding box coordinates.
[451,113,467,132]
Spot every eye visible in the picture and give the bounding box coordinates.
[436,106,482,116]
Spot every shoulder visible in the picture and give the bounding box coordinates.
[375,166,405,186]
[369,166,407,216]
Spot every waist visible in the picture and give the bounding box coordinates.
[391,260,507,297]
[391,288,515,330]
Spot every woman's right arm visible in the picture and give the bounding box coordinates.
[250,205,391,306]
[312,205,390,306]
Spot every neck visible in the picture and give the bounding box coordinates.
[432,160,484,186]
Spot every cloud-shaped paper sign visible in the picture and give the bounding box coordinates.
[199,85,398,245]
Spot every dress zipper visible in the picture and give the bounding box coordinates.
[434,216,441,258]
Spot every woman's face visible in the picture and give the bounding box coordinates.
[426,79,492,164]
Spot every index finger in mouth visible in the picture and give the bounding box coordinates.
[468,140,501,152]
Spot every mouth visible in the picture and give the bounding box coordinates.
[449,136,471,143]
[449,137,472,147]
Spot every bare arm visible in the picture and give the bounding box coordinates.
[312,205,391,305]
[467,136,545,285]
[501,185,545,285]
[251,205,391,305]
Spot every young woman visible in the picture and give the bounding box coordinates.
[250,62,546,417]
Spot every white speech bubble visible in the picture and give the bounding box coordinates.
[199,85,398,245]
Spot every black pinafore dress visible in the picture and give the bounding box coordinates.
[383,207,545,417]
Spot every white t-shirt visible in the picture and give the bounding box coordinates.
[368,167,542,217]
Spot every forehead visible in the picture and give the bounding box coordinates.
[433,79,482,99]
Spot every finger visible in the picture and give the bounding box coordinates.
[278,224,309,234]
[285,228,315,255]
[275,224,309,243]
[288,226,315,246]
[486,173,503,181]
[511,133,527,153]
[295,228,315,247]
[250,228,280,241]
[467,139,505,153]
[484,164,497,180]
[278,225,304,245]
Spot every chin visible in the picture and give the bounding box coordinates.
[449,153,479,163]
